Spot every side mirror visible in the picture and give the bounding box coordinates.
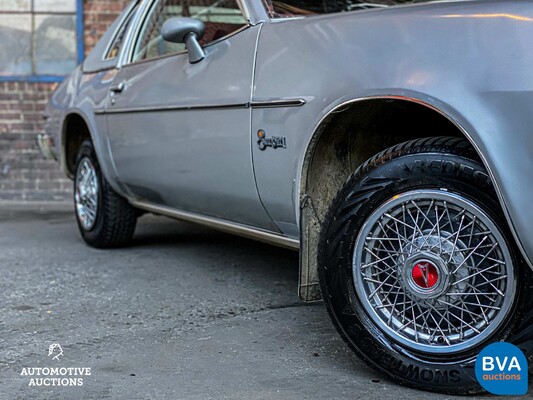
[162,17,206,64]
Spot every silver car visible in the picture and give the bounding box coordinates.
[41,0,533,394]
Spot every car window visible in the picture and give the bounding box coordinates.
[105,2,141,60]
[132,0,247,63]
[263,0,442,18]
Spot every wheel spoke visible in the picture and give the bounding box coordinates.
[452,262,501,286]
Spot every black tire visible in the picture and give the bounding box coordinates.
[318,137,533,394]
[74,140,137,248]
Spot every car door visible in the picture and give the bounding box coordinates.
[104,0,278,231]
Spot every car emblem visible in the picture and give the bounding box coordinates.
[411,261,439,289]
[257,130,287,151]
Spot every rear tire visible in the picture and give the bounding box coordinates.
[74,140,137,248]
[318,137,533,394]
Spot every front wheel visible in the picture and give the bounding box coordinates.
[74,140,137,248]
[318,137,533,394]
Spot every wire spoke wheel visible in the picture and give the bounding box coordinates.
[319,138,531,394]
[353,189,515,354]
[75,157,99,231]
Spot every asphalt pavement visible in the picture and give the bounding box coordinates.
[0,204,523,399]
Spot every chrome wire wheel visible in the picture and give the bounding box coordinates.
[75,157,99,231]
[353,189,515,354]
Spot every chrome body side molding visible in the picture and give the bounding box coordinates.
[251,99,306,108]
[95,102,250,115]
[129,200,300,250]
[95,98,306,114]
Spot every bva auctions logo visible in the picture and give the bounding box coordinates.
[475,342,528,396]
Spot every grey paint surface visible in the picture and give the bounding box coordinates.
[46,0,533,268]
[3,206,522,399]
[252,1,533,250]
[105,24,277,229]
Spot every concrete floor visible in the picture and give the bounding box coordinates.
[0,205,520,399]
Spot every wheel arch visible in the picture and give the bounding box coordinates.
[61,110,129,199]
[62,112,93,179]
[298,95,532,301]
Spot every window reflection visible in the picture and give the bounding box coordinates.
[0,0,78,77]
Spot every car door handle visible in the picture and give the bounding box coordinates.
[110,82,125,94]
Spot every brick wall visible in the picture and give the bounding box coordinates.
[0,0,129,202]
[0,81,64,200]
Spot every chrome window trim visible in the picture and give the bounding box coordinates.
[119,0,152,68]
[240,0,268,23]
[121,0,252,67]
[236,0,252,23]
[101,0,142,62]
[262,1,463,22]
[261,1,393,21]
[123,24,252,68]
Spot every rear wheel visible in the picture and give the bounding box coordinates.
[318,137,533,394]
[74,140,137,248]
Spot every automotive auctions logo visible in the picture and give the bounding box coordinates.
[20,343,92,387]
[475,342,528,396]
[48,343,64,360]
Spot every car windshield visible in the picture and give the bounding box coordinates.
[263,0,444,18]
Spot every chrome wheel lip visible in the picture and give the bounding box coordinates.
[352,189,516,354]
[75,157,99,231]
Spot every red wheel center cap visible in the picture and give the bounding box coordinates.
[411,261,439,289]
